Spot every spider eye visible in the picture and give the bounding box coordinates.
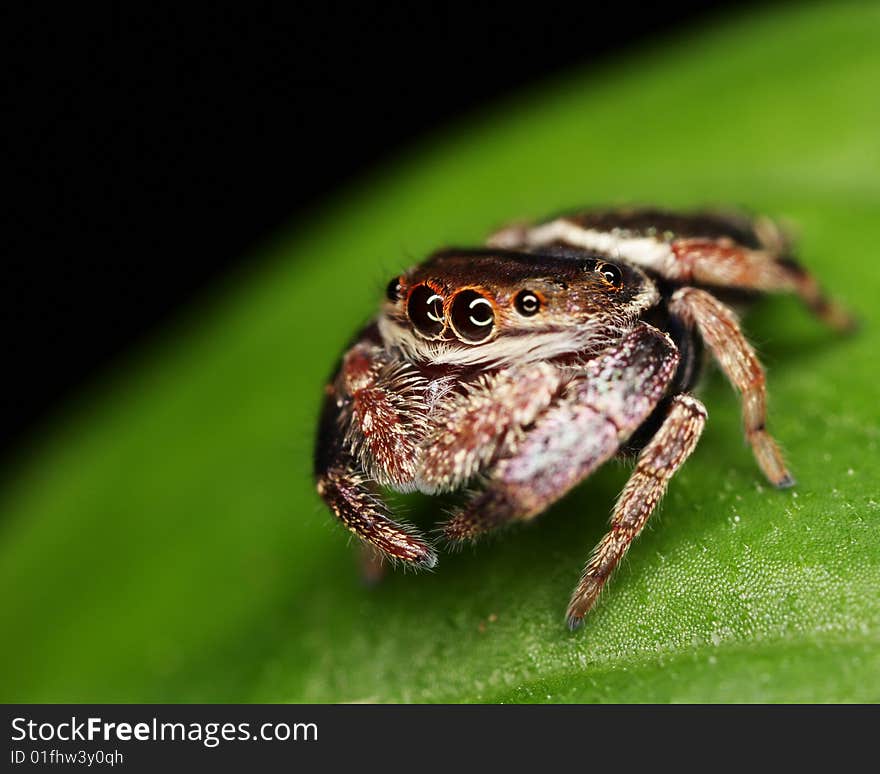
[407,284,445,338]
[386,276,403,302]
[514,290,541,316]
[596,262,623,288]
[450,289,495,343]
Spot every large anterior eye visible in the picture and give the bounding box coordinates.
[450,289,495,343]
[407,284,445,338]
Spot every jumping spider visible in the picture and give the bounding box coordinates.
[314,207,854,629]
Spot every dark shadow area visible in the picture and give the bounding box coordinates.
[4,1,759,463]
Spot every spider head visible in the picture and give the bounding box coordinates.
[380,247,658,365]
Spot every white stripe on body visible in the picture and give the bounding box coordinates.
[514,220,684,279]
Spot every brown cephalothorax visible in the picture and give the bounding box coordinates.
[314,206,854,629]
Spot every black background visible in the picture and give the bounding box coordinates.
[4,2,753,462]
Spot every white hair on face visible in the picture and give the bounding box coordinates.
[380,318,612,366]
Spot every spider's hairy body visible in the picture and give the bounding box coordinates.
[314,207,853,628]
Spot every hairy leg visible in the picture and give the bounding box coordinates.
[671,239,855,332]
[336,342,431,489]
[316,452,437,568]
[415,362,563,495]
[314,336,436,567]
[442,322,680,540]
[442,391,623,540]
[566,394,707,628]
[670,287,793,488]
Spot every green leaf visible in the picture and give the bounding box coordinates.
[2,2,878,703]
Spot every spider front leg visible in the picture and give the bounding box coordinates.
[566,393,706,628]
[440,387,626,541]
[415,362,564,496]
[314,337,437,568]
[315,432,438,568]
[670,287,793,488]
[441,323,681,555]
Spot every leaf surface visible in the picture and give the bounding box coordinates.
[1,3,878,702]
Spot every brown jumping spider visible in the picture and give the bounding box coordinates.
[314,207,853,629]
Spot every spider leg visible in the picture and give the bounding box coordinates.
[415,362,563,495]
[314,340,437,568]
[441,391,622,541]
[671,239,856,332]
[776,256,857,332]
[670,287,793,488]
[315,451,437,568]
[442,323,680,541]
[566,394,706,629]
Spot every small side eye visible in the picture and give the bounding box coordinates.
[386,276,403,302]
[407,284,445,338]
[450,289,495,343]
[596,261,623,288]
[514,290,541,316]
